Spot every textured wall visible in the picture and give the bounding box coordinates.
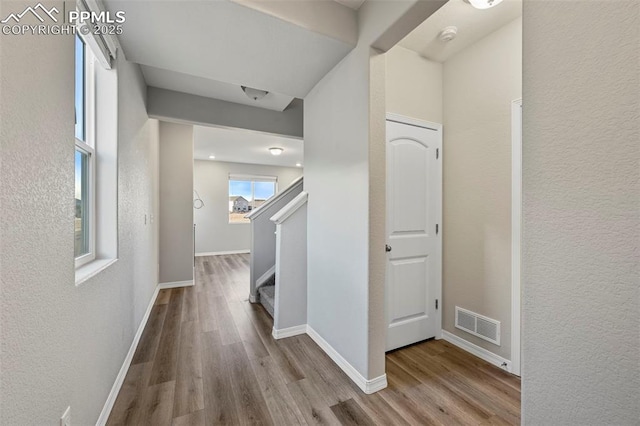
[385,45,442,123]
[0,17,159,425]
[304,43,371,376]
[368,47,387,379]
[304,0,444,381]
[522,1,639,424]
[442,18,522,360]
[193,160,301,254]
[159,121,194,283]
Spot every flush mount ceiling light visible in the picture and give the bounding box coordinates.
[464,0,504,9]
[296,163,302,167]
[208,155,216,159]
[269,147,284,156]
[241,85,269,101]
[438,26,458,42]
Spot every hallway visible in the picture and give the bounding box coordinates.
[107,255,521,425]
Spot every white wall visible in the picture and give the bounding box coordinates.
[148,87,304,138]
[0,22,159,425]
[305,44,371,376]
[193,160,301,254]
[522,1,639,423]
[274,201,308,331]
[384,17,521,362]
[386,45,442,123]
[159,121,194,284]
[442,18,522,360]
[304,0,445,383]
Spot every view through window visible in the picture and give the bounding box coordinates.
[74,34,95,266]
[229,176,277,223]
[75,34,89,260]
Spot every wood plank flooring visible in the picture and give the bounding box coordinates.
[107,254,521,425]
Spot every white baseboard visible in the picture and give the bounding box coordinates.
[256,265,276,288]
[306,325,387,394]
[441,330,511,373]
[272,324,307,339]
[195,249,250,257]
[96,285,160,426]
[158,280,194,289]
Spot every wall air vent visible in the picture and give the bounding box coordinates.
[455,306,500,345]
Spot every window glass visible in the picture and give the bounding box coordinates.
[229,178,277,223]
[253,181,276,210]
[75,35,85,142]
[75,149,90,257]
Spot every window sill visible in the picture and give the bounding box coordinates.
[75,258,118,286]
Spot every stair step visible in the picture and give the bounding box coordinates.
[263,273,276,288]
[258,284,275,318]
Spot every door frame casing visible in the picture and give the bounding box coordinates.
[385,112,443,349]
[511,99,522,377]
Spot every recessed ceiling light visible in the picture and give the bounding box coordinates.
[209,155,215,159]
[269,147,284,156]
[296,163,302,167]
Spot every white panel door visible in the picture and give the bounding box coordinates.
[385,116,442,351]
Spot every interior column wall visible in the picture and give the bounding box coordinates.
[304,0,446,384]
[159,121,194,284]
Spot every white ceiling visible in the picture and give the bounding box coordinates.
[140,65,295,112]
[333,0,366,10]
[194,125,304,168]
[399,0,522,63]
[105,0,355,102]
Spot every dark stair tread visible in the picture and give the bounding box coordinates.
[258,284,275,318]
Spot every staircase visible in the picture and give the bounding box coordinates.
[247,179,307,336]
[257,273,276,317]
[247,176,303,304]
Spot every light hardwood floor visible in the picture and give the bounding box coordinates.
[107,254,521,425]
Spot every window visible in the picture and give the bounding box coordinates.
[229,175,277,223]
[75,34,96,267]
[73,6,119,283]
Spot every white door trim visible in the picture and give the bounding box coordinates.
[386,112,442,132]
[511,98,522,377]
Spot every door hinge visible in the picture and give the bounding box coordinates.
[436,224,439,235]
[436,299,439,310]
[436,148,439,159]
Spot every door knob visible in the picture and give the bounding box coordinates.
[385,244,392,252]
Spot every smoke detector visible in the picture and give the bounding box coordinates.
[438,26,458,42]
[464,0,504,9]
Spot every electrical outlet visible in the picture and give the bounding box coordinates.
[60,406,71,426]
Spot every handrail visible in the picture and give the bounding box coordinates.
[245,175,303,220]
[270,192,308,224]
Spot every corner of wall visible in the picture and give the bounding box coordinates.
[367,47,387,380]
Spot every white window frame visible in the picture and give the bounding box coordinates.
[75,41,97,269]
[228,174,278,224]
